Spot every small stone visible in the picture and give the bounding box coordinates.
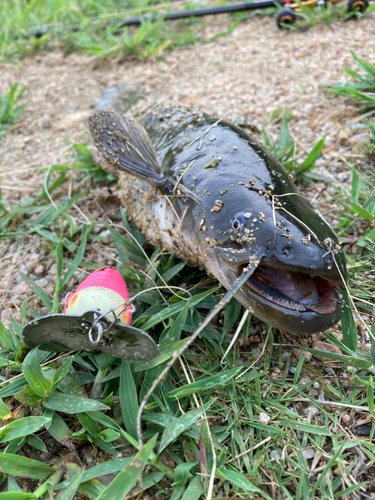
[0,309,12,326]
[258,412,270,424]
[299,375,312,386]
[13,282,30,295]
[49,264,58,276]
[249,335,260,342]
[99,229,112,244]
[303,448,315,460]
[312,341,341,360]
[35,278,49,288]
[348,132,368,146]
[281,352,290,363]
[35,265,44,275]
[293,348,312,362]
[270,450,281,461]
[341,413,351,424]
[304,404,319,416]
[338,129,349,144]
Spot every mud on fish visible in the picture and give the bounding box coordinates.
[88,99,346,335]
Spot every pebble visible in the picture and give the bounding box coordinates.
[348,132,368,146]
[293,348,312,362]
[49,263,58,275]
[311,341,341,360]
[258,412,271,424]
[0,309,11,326]
[99,229,112,244]
[303,448,315,459]
[338,129,349,144]
[281,352,290,363]
[19,265,28,275]
[13,282,30,295]
[249,335,261,342]
[341,414,351,424]
[303,404,319,416]
[270,450,281,461]
[299,376,312,386]
[35,265,44,275]
[35,278,48,288]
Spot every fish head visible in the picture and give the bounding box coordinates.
[185,125,346,334]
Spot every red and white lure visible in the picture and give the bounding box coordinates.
[22,268,159,360]
[64,267,133,326]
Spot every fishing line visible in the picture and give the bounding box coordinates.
[85,285,192,344]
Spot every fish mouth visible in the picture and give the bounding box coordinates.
[216,245,344,333]
[240,264,342,316]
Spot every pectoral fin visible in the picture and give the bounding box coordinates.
[89,111,165,188]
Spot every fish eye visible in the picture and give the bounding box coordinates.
[231,214,247,230]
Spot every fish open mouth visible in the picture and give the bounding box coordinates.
[239,264,342,315]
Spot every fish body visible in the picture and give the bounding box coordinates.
[89,103,346,334]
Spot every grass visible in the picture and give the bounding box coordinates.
[1,0,374,62]
[0,58,375,498]
[0,83,27,138]
[327,51,375,114]
[0,0,240,62]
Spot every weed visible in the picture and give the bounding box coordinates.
[327,51,375,113]
[0,0,207,62]
[0,83,27,138]
[263,112,326,181]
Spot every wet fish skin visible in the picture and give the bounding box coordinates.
[89,102,346,334]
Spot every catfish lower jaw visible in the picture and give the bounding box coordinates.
[235,263,344,334]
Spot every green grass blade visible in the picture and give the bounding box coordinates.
[22,348,53,397]
[20,273,53,312]
[119,359,139,440]
[0,494,36,499]
[0,454,54,479]
[0,417,51,444]
[216,468,270,497]
[140,288,219,331]
[96,434,158,500]
[44,393,110,413]
[341,289,358,351]
[168,367,242,398]
[56,468,85,500]
[180,475,204,500]
[294,135,325,175]
[159,400,214,453]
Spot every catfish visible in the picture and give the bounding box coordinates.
[89,103,346,334]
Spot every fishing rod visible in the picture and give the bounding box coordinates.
[25,0,369,38]
[105,1,285,28]
[26,1,284,38]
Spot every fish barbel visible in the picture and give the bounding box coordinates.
[89,103,346,334]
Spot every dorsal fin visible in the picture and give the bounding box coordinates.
[89,111,165,188]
